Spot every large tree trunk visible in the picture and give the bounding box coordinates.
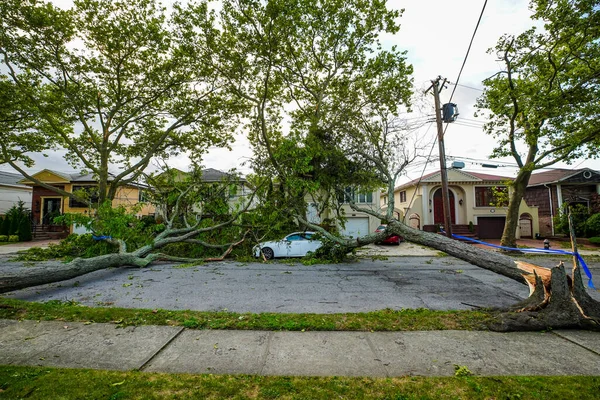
[388,221,600,331]
[501,169,532,248]
[316,220,599,331]
[0,253,154,294]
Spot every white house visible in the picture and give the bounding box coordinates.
[0,170,32,216]
[306,187,382,238]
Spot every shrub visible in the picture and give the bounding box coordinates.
[0,216,9,235]
[18,217,32,242]
[589,237,600,245]
[8,235,19,242]
[585,213,600,237]
[553,203,589,237]
[0,235,7,242]
[14,233,117,261]
[3,201,32,236]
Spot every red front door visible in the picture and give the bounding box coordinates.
[433,189,455,225]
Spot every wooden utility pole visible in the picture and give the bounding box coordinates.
[429,76,453,238]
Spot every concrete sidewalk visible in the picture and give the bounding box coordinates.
[1,319,599,377]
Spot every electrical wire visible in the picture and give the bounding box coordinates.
[453,122,486,129]
[448,0,489,103]
[401,122,436,223]
[447,82,484,92]
[398,0,490,222]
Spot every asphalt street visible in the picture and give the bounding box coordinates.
[4,253,599,313]
[0,256,529,312]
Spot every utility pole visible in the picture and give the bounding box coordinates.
[426,76,453,238]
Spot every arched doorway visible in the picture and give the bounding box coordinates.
[433,188,456,225]
[519,213,533,238]
[408,213,420,230]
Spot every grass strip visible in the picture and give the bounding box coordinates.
[1,365,599,399]
[0,298,496,331]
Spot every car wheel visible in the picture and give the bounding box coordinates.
[261,247,275,260]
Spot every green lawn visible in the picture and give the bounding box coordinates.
[1,365,598,399]
[0,298,496,331]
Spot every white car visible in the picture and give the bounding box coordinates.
[253,231,322,260]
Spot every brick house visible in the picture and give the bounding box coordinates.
[524,168,600,237]
[19,169,154,238]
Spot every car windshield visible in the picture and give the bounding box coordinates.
[286,233,314,241]
[376,225,386,230]
[286,234,305,241]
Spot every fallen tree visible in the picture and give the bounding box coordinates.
[0,183,256,294]
[0,225,249,295]
[303,208,600,331]
[217,0,599,331]
[3,0,598,334]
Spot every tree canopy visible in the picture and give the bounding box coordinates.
[0,78,47,167]
[178,0,414,226]
[476,0,600,246]
[0,0,242,204]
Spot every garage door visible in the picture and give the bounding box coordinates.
[342,217,370,238]
[478,217,506,239]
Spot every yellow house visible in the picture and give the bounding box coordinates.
[382,169,539,239]
[19,169,155,236]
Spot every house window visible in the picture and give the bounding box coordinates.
[70,185,99,208]
[138,189,149,203]
[475,186,508,207]
[228,184,238,199]
[399,191,407,203]
[357,192,373,203]
[339,187,373,204]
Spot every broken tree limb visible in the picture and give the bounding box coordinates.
[0,231,250,294]
[306,215,600,331]
[389,222,599,331]
[0,190,261,295]
[0,253,155,294]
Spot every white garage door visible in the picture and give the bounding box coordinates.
[342,217,370,238]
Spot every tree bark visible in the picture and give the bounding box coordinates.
[501,169,532,248]
[0,253,153,294]
[387,222,599,330]
[316,220,600,331]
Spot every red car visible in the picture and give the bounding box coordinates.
[375,225,403,245]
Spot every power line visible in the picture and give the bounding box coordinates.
[402,122,436,222]
[453,122,486,129]
[458,117,488,124]
[448,82,484,92]
[448,0,488,103]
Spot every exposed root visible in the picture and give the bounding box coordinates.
[490,263,600,332]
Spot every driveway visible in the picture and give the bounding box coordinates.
[0,239,60,255]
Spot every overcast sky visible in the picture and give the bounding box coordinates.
[2,0,599,182]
